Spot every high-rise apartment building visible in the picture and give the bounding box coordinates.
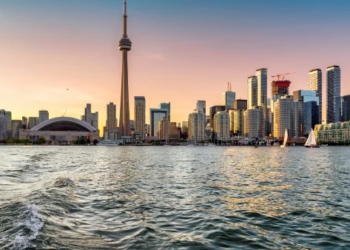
[159,103,171,122]
[5,111,12,131]
[39,110,49,124]
[196,100,206,115]
[342,95,350,122]
[28,117,39,129]
[182,121,188,134]
[273,96,303,139]
[209,105,225,128]
[293,90,319,136]
[0,114,8,140]
[247,76,257,109]
[84,104,92,125]
[169,122,180,140]
[229,109,244,136]
[134,97,145,134]
[214,111,230,141]
[22,117,28,129]
[244,106,263,138]
[91,112,99,130]
[158,117,169,140]
[327,65,341,123]
[188,111,206,143]
[11,120,22,139]
[234,99,247,110]
[309,69,322,123]
[106,102,117,132]
[130,120,135,130]
[150,108,167,137]
[222,91,236,110]
[256,68,268,106]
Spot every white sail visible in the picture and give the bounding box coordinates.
[281,128,288,147]
[305,129,317,147]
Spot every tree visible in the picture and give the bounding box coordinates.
[87,138,91,144]
[93,139,98,145]
[38,137,46,144]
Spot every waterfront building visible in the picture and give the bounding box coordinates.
[196,100,206,115]
[256,68,268,106]
[84,104,92,125]
[309,68,322,123]
[5,111,12,131]
[188,111,206,143]
[11,120,22,139]
[22,117,28,129]
[327,65,341,123]
[0,114,8,140]
[271,80,291,112]
[342,95,350,122]
[229,109,244,136]
[158,117,169,140]
[106,102,117,132]
[118,0,132,137]
[293,90,320,136]
[273,96,303,139]
[19,117,99,144]
[90,112,99,130]
[214,111,230,142]
[159,103,171,122]
[39,110,49,124]
[134,97,145,134]
[209,105,225,128]
[169,122,180,140]
[247,76,257,109]
[245,106,263,138]
[28,117,39,129]
[150,108,167,137]
[234,99,247,110]
[182,121,188,134]
[222,90,236,110]
[315,121,350,144]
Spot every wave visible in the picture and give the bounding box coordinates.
[0,203,43,250]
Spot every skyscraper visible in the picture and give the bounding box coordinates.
[11,120,22,139]
[84,104,92,124]
[214,111,230,142]
[342,95,350,122]
[134,97,145,134]
[28,117,39,129]
[209,105,225,128]
[159,103,171,121]
[22,117,28,129]
[39,110,49,124]
[150,108,167,137]
[234,99,247,110]
[158,117,169,140]
[119,0,132,137]
[247,76,257,109]
[222,90,236,109]
[0,114,8,140]
[5,111,11,131]
[309,69,322,124]
[196,100,206,115]
[91,112,99,130]
[245,106,263,138]
[327,65,341,123]
[106,102,117,132]
[256,68,268,106]
[188,112,206,143]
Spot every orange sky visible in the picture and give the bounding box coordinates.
[1,0,350,133]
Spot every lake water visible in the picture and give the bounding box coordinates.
[0,146,349,249]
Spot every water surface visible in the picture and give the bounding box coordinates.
[0,146,349,249]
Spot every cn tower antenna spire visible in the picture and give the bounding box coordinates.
[123,0,128,37]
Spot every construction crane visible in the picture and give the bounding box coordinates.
[271,72,295,81]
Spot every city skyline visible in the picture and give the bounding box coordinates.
[1,0,350,131]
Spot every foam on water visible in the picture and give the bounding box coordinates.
[11,204,43,250]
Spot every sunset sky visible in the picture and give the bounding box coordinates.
[1,0,350,132]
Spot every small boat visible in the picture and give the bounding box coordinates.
[280,128,288,148]
[305,129,319,148]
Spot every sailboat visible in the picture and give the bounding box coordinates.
[280,128,288,148]
[305,129,319,148]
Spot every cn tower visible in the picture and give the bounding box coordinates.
[118,0,132,137]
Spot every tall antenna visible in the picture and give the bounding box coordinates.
[123,0,128,37]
